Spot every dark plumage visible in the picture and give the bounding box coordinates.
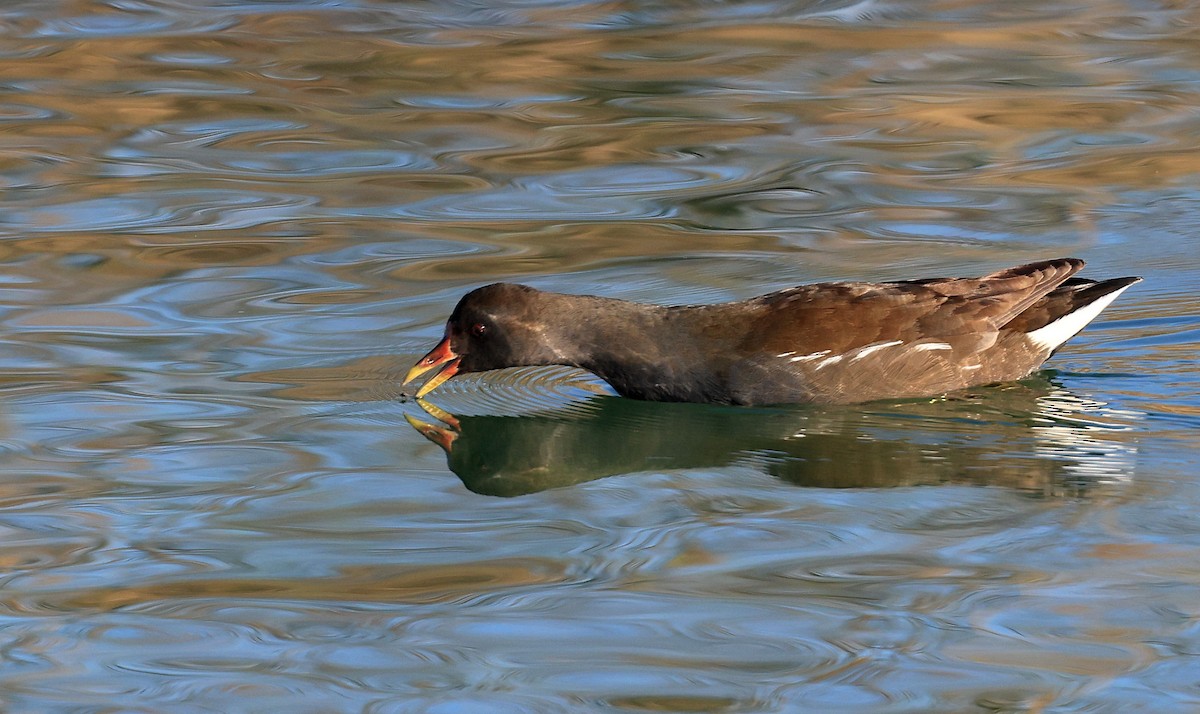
[403,258,1139,406]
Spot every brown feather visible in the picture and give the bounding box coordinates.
[409,259,1138,405]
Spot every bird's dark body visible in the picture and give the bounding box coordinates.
[407,258,1140,406]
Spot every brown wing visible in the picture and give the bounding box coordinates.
[740,258,1085,356]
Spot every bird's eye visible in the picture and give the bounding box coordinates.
[470,322,487,337]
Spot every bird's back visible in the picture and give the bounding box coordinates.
[715,258,1138,405]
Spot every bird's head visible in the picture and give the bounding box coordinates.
[403,283,562,398]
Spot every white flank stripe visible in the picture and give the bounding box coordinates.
[790,350,830,362]
[1026,284,1133,352]
[815,354,844,369]
[913,342,952,352]
[776,351,795,358]
[851,340,903,361]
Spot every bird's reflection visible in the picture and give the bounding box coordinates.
[406,377,1138,497]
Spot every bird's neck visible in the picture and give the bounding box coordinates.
[541,294,739,403]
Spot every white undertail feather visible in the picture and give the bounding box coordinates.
[1025,284,1134,352]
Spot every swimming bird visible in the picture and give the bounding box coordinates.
[403,258,1139,406]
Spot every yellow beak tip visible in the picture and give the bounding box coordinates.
[409,358,460,399]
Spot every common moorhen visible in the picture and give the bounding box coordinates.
[403,258,1139,405]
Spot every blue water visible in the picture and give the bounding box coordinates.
[0,1,1197,712]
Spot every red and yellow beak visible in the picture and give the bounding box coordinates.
[403,335,461,398]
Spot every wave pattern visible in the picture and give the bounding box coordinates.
[0,0,1197,711]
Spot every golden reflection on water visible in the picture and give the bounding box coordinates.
[49,558,568,612]
[0,0,1197,711]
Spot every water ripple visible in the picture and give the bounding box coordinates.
[0,1,1196,711]
[104,135,439,178]
[28,12,235,38]
[5,191,318,234]
[414,366,611,417]
[400,187,672,222]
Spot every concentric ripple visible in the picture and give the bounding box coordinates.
[411,365,613,418]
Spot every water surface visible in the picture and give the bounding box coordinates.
[0,1,1198,712]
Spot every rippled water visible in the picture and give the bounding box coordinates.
[1,1,1199,711]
